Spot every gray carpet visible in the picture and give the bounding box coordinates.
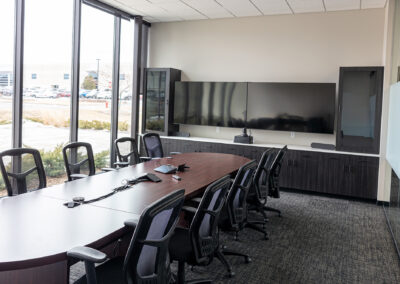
[70,191,400,283]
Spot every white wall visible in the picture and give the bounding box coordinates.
[149,8,385,146]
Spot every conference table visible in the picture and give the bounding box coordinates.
[0,152,250,283]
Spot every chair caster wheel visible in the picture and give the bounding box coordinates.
[245,257,252,263]
[228,271,235,278]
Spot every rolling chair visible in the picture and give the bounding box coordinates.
[62,142,114,181]
[264,145,288,216]
[113,137,151,168]
[169,176,231,283]
[142,132,180,158]
[68,189,185,284]
[0,148,46,196]
[219,160,268,241]
[247,148,278,222]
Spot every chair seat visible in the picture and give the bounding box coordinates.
[169,227,196,264]
[74,257,125,284]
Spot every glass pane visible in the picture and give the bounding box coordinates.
[0,0,14,196]
[341,70,377,138]
[118,20,134,138]
[146,71,166,132]
[79,4,114,168]
[22,0,73,187]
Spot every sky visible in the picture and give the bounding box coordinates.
[0,0,134,71]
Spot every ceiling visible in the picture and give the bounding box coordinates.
[100,0,388,23]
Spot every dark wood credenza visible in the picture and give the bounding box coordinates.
[148,137,379,200]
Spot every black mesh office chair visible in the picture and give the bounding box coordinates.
[142,132,180,158]
[68,189,185,284]
[142,133,164,158]
[247,148,278,222]
[219,160,268,241]
[63,142,114,181]
[114,137,151,168]
[264,145,287,216]
[0,148,46,196]
[169,176,231,283]
[248,146,287,220]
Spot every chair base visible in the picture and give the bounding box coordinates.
[176,261,213,284]
[264,205,281,217]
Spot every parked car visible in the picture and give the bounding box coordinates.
[96,89,112,99]
[79,89,90,98]
[86,89,98,99]
[57,89,71,98]
[36,89,58,98]
[120,90,132,100]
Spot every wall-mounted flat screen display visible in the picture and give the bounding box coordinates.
[247,82,335,134]
[174,82,247,127]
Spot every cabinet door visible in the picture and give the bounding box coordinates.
[293,151,320,191]
[279,152,292,188]
[144,70,167,133]
[319,154,345,195]
[336,67,383,154]
[349,156,378,199]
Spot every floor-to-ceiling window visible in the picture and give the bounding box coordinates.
[22,0,73,186]
[79,3,115,167]
[0,0,14,196]
[118,19,134,138]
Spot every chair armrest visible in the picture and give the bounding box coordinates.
[124,218,138,228]
[70,173,88,180]
[67,246,107,263]
[182,206,197,214]
[191,197,201,203]
[139,157,152,162]
[114,161,129,167]
[101,168,116,172]
[170,152,181,155]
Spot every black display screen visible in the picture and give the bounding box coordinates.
[247,82,335,134]
[174,82,247,127]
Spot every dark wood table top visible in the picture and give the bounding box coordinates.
[0,153,250,271]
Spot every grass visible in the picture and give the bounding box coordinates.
[24,116,129,131]
[0,120,11,125]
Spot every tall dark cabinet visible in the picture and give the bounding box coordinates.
[142,68,181,136]
[336,66,384,154]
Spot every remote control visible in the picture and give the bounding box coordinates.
[172,175,181,181]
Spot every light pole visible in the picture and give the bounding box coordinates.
[96,58,100,91]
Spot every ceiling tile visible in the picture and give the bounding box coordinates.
[251,0,292,15]
[324,0,360,11]
[286,0,325,13]
[215,0,262,17]
[361,0,386,9]
[155,1,207,20]
[182,0,233,19]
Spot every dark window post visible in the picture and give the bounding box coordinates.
[131,16,143,148]
[69,0,82,163]
[11,0,25,193]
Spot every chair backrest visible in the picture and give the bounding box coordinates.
[0,148,46,196]
[114,137,140,165]
[62,142,95,181]
[123,189,185,284]
[189,176,231,263]
[142,133,164,158]
[252,149,278,202]
[226,160,257,229]
[268,145,288,198]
